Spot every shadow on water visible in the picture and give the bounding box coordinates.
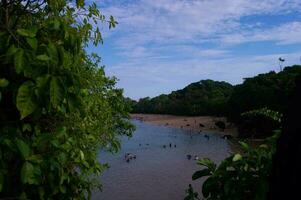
[93,120,231,200]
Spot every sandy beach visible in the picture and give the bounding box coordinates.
[131,114,238,137]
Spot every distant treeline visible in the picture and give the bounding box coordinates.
[127,65,301,122]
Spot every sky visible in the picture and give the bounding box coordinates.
[87,0,301,100]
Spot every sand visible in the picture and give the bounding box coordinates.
[131,114,238,137]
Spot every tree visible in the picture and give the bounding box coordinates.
[0,0,134,199]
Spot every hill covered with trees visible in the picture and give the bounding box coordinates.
[131,80,234,116]
[131,65,301,121]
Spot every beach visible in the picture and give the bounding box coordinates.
[131,114,238,137]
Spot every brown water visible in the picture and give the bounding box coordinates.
[93,120,231,200]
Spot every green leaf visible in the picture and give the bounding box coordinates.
[22,124,32,132]
[14,49,24,74]
[26,155,43,164]
[50,77,64,108]
[239,141,250,152]
[36,75,50,95]
[17,28,36,38]
[232,154,242,162]
[36,54,50,61]
[192,169,211,180]
[16,81,37,119]
[53,19,60,30]
[6,45,18,56]
[0,78,9,87]
[21,161,35,184]
[197,158,216,171]
[16,139,31,159]
[26,37,38,50]
[202,177,215,198]
[47,42,58,64]
[76,0,84,8]
[79,150,85,160]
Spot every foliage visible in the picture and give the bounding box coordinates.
[241,107,283,123]
[131,65,300,120]
[238,108,283,138]
[132,80,234,116]
[186,108,282,199]
[185,132,280,200]
[227,65,301,122]
[0,0,133,199]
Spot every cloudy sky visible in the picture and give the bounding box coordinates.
[87,0,301,100]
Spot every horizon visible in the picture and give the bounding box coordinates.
[87,0,301,100]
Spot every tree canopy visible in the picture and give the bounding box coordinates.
[0,0,133,199]
[132,80,234,116]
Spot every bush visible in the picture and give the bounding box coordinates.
[238,108,282,138]
[185,132,280,200]
[0,1,134,199]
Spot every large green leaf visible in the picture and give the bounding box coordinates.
[50,77,64,108]
[16,81,37,119]
[192,168,211,180]
[36,75,50,100]
[232,154,242,162]
[197,158,216,171]
[36,54,50,61]
[47,42,58,65]
[14,49,24,74]
[0,78,9,87]
[21,162,35,184]
[17,28,36,38]
[26,38,38,50]
[16,139,31,159]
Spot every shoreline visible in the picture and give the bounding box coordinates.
[130,113,238,137]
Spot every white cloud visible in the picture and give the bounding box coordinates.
[91,0,301,99]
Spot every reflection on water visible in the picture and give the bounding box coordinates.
[93,120,231,200]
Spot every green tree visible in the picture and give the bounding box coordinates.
[0,0,134,199]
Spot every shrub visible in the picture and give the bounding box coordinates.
[0,1,134,199]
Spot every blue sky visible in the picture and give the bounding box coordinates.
[87,0,301,100]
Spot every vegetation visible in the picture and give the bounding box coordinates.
[131,66,300,119]
[227,65,301,122]
[185,133,279,200]
[132,80,234,116]
[185,108,282,200]
[131,65,301,137]
[239,108,283,138]
[0,0,133,199]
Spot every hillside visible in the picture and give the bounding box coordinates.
[130,65,301,120]
[131,80,234,116]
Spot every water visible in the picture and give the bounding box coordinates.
[93,120,231,200]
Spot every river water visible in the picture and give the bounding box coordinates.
[93,120,231,200]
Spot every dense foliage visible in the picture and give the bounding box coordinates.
[131,65,300,137]
[238,108,283,138]
[132,80,234,116]
[0,0,133,199]
[131,66,300,119]
[227,65,301,122]
[185,133,279,200]
[185,109,282,200]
